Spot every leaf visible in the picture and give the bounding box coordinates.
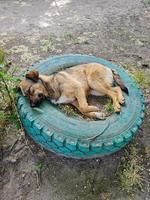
[11,65,19,75]
[0,70,5,78]
[0,49,5,64]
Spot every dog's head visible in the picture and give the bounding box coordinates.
[19,70,48,107]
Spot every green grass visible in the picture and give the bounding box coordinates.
[34,160,45,174]
[0,49,5,68]
[64,31,74,40]
[131,70,150,88]
[0,49,5,64]
[64,31,88,44]
[41,36,55,52]
[144,0,150,4]
[0,111,7,127]
[120,63,135,70]
[118,62,150,88]
[117,145,144,193]
[0,49,21,130]
[58,104,84,118]
[104,100,115,115]
[59,98,115,119]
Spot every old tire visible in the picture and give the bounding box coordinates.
[17,54,145,159]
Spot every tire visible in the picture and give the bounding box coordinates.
[17,54,145,159]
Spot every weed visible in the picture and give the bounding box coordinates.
[58,104,81,118]
[119,62,150,88]
[64,31,74,40]
[145,146,150,158]
[74,36,89,44]
[104,100,114,115]
[34,160,45,174]
[64,31,88,44]
[144,0,150,4]
[33,160,45,187]
[41,36,55,52]
[0,49,5,64]
[59,102,114,120]
[131,70,150,88]
[117,145,144,193]
[119,62,135,70]
[0,49,21,130]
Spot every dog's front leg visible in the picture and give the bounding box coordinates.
[71,101,106,119]
[50,99,58,104]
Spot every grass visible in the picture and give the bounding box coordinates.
[64,31,74,40]
[0,49,21,130]
[0,49,24,151]
[33,160,46,187]
[58,97,114,119]
[144,0,150,4]
[58,104,85,119]
[131,70,150,88]
[145,146,150,154]
[64,31,88,44]
[41,36,55,52]
[117,145,144,193]
[119,62,150,89]
[119,63,135,70]
[0,49,5,64]
[34,160,45,174]
[104,100,115,115]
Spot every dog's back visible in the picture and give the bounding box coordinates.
[64,63,113,87]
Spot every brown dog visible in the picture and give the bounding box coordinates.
[19,63,128,119]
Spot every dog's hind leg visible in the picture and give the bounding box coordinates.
[88,80,121,113]
[82,111,106,119]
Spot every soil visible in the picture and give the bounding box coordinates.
[0,1,150,200]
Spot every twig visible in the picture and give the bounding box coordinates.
[11,92,34,155]
[9,138,19,152]
[23,136,34,155]
[1,71,34,155]
[35,170,41,188]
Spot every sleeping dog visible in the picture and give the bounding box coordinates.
[19,63,128,119]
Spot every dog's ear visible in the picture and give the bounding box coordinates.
[25,70,39,82]
[112,70,129,95]
[19,80,32,96]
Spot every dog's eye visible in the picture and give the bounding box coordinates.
[38,93,43,98]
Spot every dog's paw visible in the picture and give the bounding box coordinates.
[119,96,125,105]
[51,99,58,104]
[114,107,121,113]
[114,103,121,113]
[94,112,106,120]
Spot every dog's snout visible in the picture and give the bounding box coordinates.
[38,93,43,98]
[30,98,42,107]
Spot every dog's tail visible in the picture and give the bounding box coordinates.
[112,69,129,95]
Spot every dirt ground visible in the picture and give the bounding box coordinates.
[0,0,150,200]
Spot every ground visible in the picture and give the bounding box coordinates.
[0,0,150,200]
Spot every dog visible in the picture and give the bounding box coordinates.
[19,63,128,119]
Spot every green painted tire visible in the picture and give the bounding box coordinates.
[17,54,145,159]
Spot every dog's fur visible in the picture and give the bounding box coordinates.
[19,63,128,119]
